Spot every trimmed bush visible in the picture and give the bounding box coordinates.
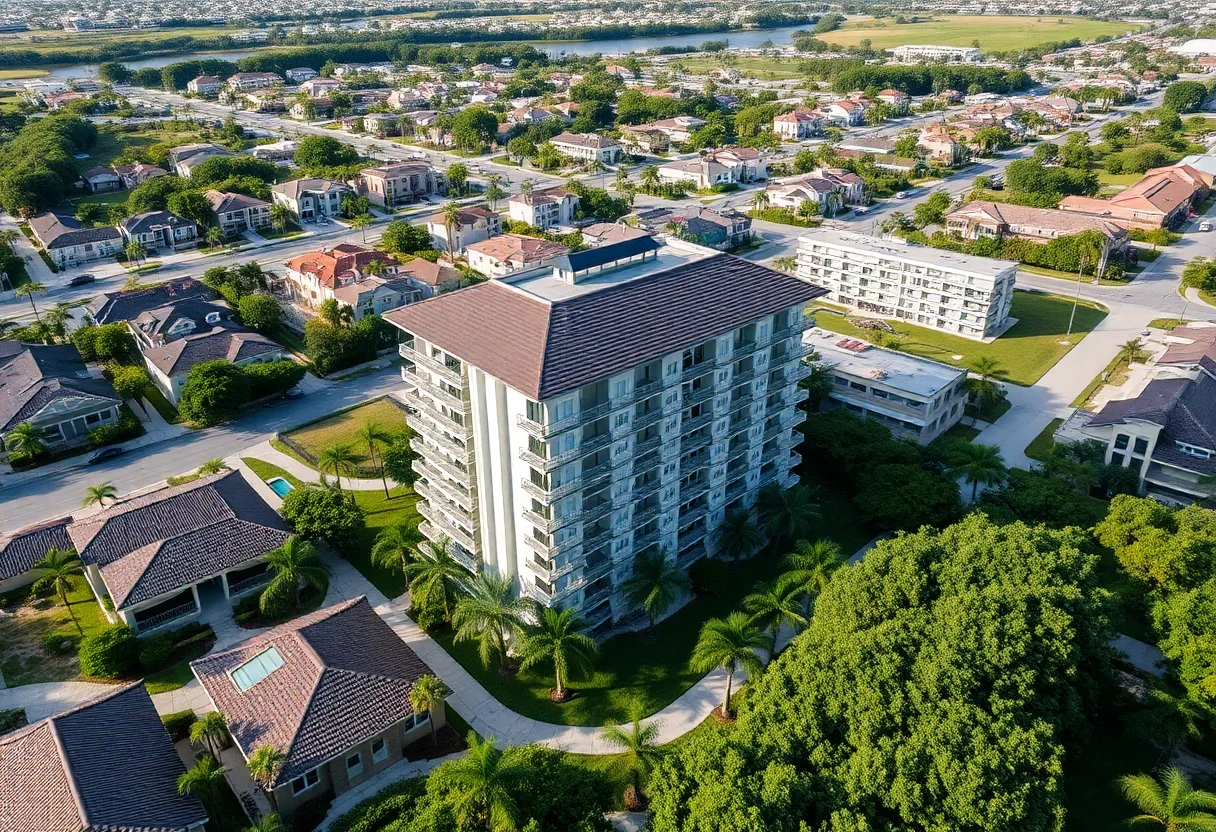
[89,412,142,448]
[161,709,198,743]
[257,578,293,619]
[41,632,80,655]
[328,777,426,832]
[689,557,730,597]
[78,624,137,678]
[245,359,306,400]
[138,633,175,671]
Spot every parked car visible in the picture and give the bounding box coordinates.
[68,274,96,287]
[854,206,869,215]
[284,387,305,400]
[1201,221,1212,232]
[87,446,124,465]
[895,191,908,199]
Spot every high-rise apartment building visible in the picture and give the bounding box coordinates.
[384,238,824,632]
[795,229,1018,341]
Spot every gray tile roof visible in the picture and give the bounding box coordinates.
[88,278,216,326]
[68,471,290,610]
[1090,373,1216,473]
[191,597,434,785]
[141,325,282,377]
[133,298,232,343]
[27,213,121,250]
[384,253,825,400]
[0,683,207,832]
[0,344,120,432]
[119,210,197,237]
[0,516,74,581]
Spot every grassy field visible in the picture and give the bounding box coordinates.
[675,55,806,80]
[1024,417,1064,462]
[818,15,1137,51]
[811,290,1108,386]
[1096,171,1144,189]
[281,398,408,462]
[0,577,110,686]
[0,67,45,79]
[1018,263,1132,287]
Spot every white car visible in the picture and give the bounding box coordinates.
[1201,221,1213,232]
[895,191,908,199]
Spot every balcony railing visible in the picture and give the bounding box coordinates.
[417,504,478,553]
[228,570,273,597]
[406,389,473,440]
[410,428,471,463]
[416,477,476,513]
[135,601,198,634]
[400,343,463,386]
[680,478,711,502]
[407,368,469,413]
[414,451,473,487]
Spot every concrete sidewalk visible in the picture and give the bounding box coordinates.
[243,439,389,490]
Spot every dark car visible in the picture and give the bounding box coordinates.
[87,446,124,465]
[284,387,305,400]
[68,274,96,287]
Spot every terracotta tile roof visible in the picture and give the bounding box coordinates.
[191,597,434,785]
[286,244,401,290]
[947,200,1128,240]
[0,683,207,832]
[551,132,621,150]
[384,253,825,400]
[0,516,74,581]
[464,233,570,265]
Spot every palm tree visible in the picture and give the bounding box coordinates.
[601,716,662,807]
[348,212,372,244]
[177,756,226,803]
[14,282,47,326]
[247,745,287,808]
[756,483,820,551]
[750,190,770,212]
[614,165,630,192]
[785,538,843,613]
[517,605,598,701]
[409,536,471,622]
[967,356,1007,421]
[316,443,362,489]
[715,508,763,562]
[198,458,227,476]
[206,226,224,249]
[124,240,147,270]
[264,536,328,612]
[5,421,46,459]
[370,522,425,593]
[357,420,394,498]
[453,572,527,672]
[364,258,387,277]
[189,711,229,760]
[640,164,660,193]
[444,733,534,832]
[409,673,451,745]
[33,547,84,634]
[269,203,296,232]
[1120,767,1216,831]
[742,574,809,655]
[82,481,118,508]
[690,612,767,719]
[442,201,463,253]
[246,813,285,832]
[621,548,689,633]
[1118,337,1150,366]
[948,441,1006,501]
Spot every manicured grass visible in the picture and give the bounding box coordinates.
[0,576,112,685]
[241,457,305,490]
[143,654,203,695]
[935,421,981,445]
[1148,317,1190,329]
[282,398,408,461]
[1096,170,1143,188]
[811,290,1108,387]
[817,15,1137,51]
[677,55,805,80]
[966,397,1012,424]
[0,68,46,79]
[1025,417,1064,463]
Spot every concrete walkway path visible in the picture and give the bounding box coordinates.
[0,681,122,722]
[246,439,388,490]
[1111,634,1167,678]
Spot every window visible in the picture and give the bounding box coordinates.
[346,752,363,778]
[290,769,319,796]
[1134,437,1149,455]
[85,412,104,425]
[1111,452,1125,467]
[1114,434,1130,450]
[231,647,284,691]
[414,710,431,728]
[371,738,387,763]
[614,413,629,429]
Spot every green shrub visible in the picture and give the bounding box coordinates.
[89,412,142,448]
[161,709,198,742]
[138,633,175,671]
[328,777,426,832]
[245,359,306,400]
[0,708,27,735]
[689,558,730,597]
[78,624,137,678]
[258,578,293,619]
[41,632,80,655]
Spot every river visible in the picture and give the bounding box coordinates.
[44,24,808,79]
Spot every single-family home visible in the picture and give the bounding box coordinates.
[619,125,670,154]
[205,190,273,237]
[772,109,824,140]
[118,211,199,253]
[113,162,168,189]
[226,72,281,92]
[550,132,623,164]
[0,515,74,594]
[579,222,652,247]
[657,157,732,190]
[820,99,866,126]
[469,87,498,104]
[128,297,234,350]
[251,139,300,162]
[627,205,752,250]
[766,168,865,214]
[388,89,429,111]
[396,256,463,297]
[359,162,446,207]
[945,201,1131,254]
[284,243,403,308]
[877,88,911,113]
[918,127,967,165]
[299,77,342,98]
[89,277,217,326]
[704,147,768,182]
[27,212,122,268]
[549,101,579,123]
[191,597,444,819]
[1058,164,1214,231]
[169,143,230,178]
[644,115,706,144]
[508,187,579,229]
[187,75,222,96]
[143,324,284,404]
[271,178,352,222]
[81,165,121,193]
[426,206,502,253]
[286,67,319,83]
[508,105,554,125]
[333,275,425,321]
[465,233,571,277]
[838,137,897,156]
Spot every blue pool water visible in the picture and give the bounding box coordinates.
[267,477,294,497]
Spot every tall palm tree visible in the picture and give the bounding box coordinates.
[453,572,527,672]
[348,212,372,244]
[750,190,770,212]
[198,458,227,476]
[247,745,287,808]
[1118,337,1150,366]
[601,716,662,807]
[715,508,764,562]
[621,548,689,633]
[442,201,463,254]
[690,612,767,719]
[742,574,809,655]
[370,522,426,593]
[967,356,1007,421]
[1120,767,1216,831]
[357,420,394,498]
[269,202,296,232]
[640,165,660,192]
[177,756,226,803]
[517,605,598,701]
[756,483,820,551]
[5,421,46,459]
[189,711,229,760]
[409,536,471,622]
[948,441,1006,501]
[264,536,328,612]
[33,547,84,634]
[14,282,46,326]
[205,226,224,249]
[124,240,147,270]
[82,481,118,508]
[409,673,451,745]
[316,443,362,489]
[444,733,534,832]
[785,538,843,613]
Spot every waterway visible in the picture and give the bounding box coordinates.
[43,24,808,79]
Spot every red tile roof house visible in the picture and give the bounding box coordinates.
[284,243,404,308]
[67,469,291,635]
[1058,165,1215,231]
[191,596,445,819]
[0,683,208,832]
[465,233,571,278]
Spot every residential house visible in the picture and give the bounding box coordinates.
[242,91,286,113]
[81,165,120,193]
[113,162,168,189]
[359,162,445,208]
[704,147,767,182]
[918,126,967,165]
[1058,164,1214,231]
[0,515,74,594]
[168,143,230,178]
[0,342,122,461]
[286,67,319,83]
[805,327,968,444]
[838,137,896,156]
[343,112,399,137]
[627,205,752,250]
[186,75,222,96]
[191,597,444,819]
[388,89,429,111]
[299,77,342,98]
[945,201,1131,254]
[508,187,579,229]
[766,168,864,213]
[284,243,403,308]
[205,190,273,237]
[469,87,498,104]
[645,115,706,144]
[834,147,920,174]
[579,222,652,247]
[27,212,122,268]
[550,132,623,164]
[272,178,352,222]
[89,277,217,326]
[657,157,733,190]
[465,233,571,277]
[0,684,208,831]
[251,139,300,162]
[397,256,463,297]
[508,105,554,125]
[426,206,501,253]
[772,109,824,140]
[819,99,866,126]
[619,126,670,154]
[334,275,424,321]
[128,297,234,350]
[290,98,333,121]
[550,101,579,123]
[877,89,911,113]
[118,211,199,253]
[144,324,284,403]
[70,470,291,634]
[226,72,281,92]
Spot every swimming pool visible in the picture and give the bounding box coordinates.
[266,477,294,497]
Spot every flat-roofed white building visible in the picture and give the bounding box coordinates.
[805,327,968,444]
[384,238,823,632]
[795,230,1017,341]
[891,44,982,63]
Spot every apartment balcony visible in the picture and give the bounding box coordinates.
[631,503,662,529]
[633,526,662,552]
[415,476,475,513]
[529,553,576,583]
[681,358,715,383]
[417,504,478,554]
[410,429,472,464]
[679,478,711,502]
[634,434,663,457]
[678,502,709,527]
[633,447,661,476]
[522,579,553,606]
[633,408,665,431]
[518,431,613,472]
[732,364,757,385]
[725,475,748,501]
[732,340,758,359]
[632,477,661,501]
[678,523,708,550]
[408,369,469,414]
[580,525,616,556]
[414,451,473,488]
[406,389,473,440]
[517,379,668,440]
[399,343,462,386]
[682,385,714,406]
[683,430,712,454]
[682,411,714,433]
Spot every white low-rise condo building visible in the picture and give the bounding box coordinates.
[891,44,982,63]
[795,230,1017,341]
[384,238,823,632]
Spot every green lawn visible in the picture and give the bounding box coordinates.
[281,398,409,472]
[1071,353,1133,409]
[1018,264,1131,287]
[143,636,214,695]
[0,576,111,685]
[811,290,1108,386]
[934,422,981,445]
[677,55,806,80]
[1025,417,1064,463]
[817,15,1137,50]
[142,383,181,424]
[1096,171,1143,188]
